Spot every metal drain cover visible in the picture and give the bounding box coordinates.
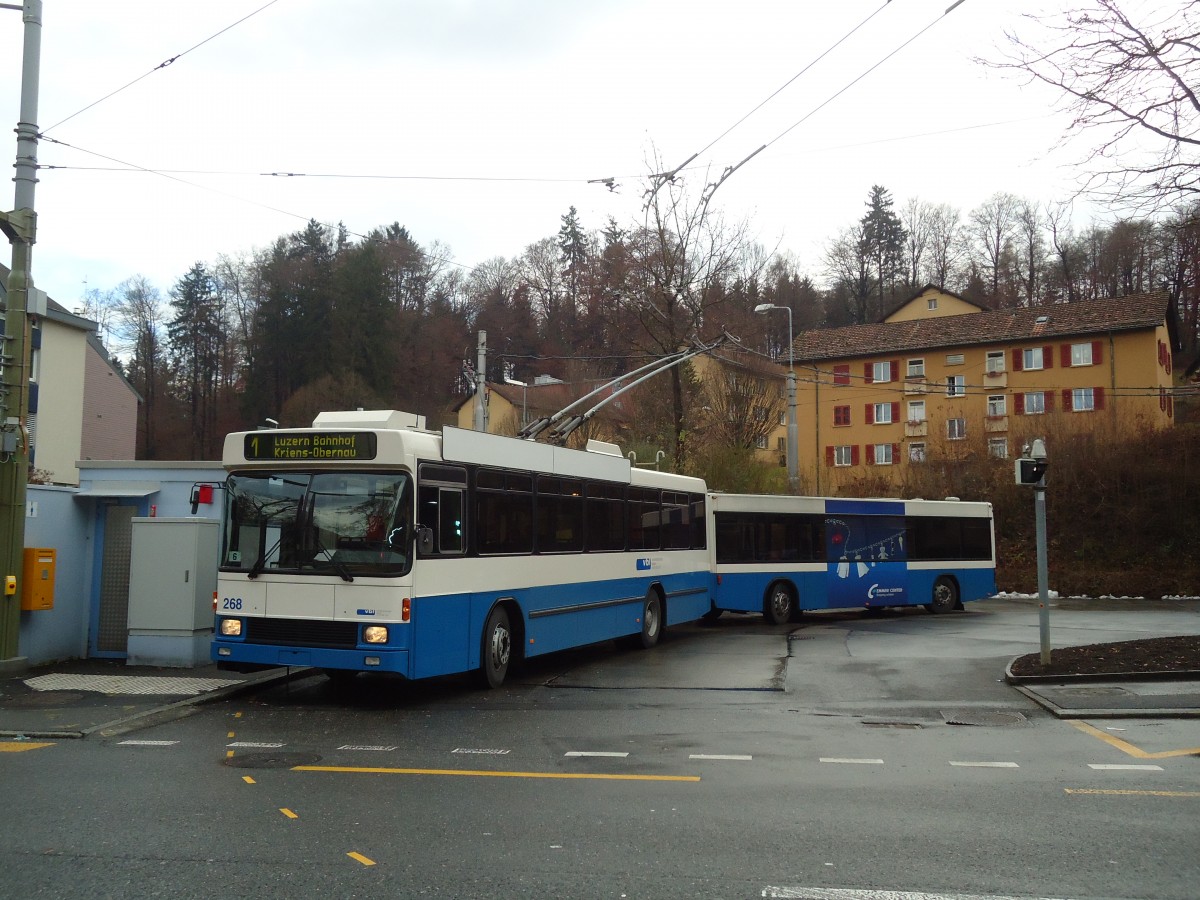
[2,691,88,707]
[222,752,323,769]
[1050,686,1133,697]
[942,710,1027,727]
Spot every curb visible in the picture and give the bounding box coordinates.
[0,666,312,741]
[1003,657,1200,684]
[1011,684,1200,720]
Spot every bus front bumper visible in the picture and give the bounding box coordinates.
[211,641,409,675]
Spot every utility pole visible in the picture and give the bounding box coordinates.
[0,0,42,669]
[473,330,488,432]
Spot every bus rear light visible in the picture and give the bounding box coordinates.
[401,597,411,623]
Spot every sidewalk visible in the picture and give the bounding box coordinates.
[0,657,299,740]
[1007,669,1200,719]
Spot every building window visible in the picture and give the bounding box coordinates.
[987,395,1006,417]
[946,353,964,366]
[907,358,925,377]
[871,443,894,465]
[834,405,851,426]
[873,402,894,424]
[755,434,768,449]
[986,351,1005,373]
[834,445,854,467]
[928,297,938,310]
[988,438,1008,459]
[908,400,926,422]
[1070,342,1094,367]
[1022,347,1045,370]
[909,442,926,463]
[871,361,894,383]
[947,418,966,440]
[833,364,850,386]
[946,375,965,398]
[1071,387,1095,411]
[1023,391,1046,414]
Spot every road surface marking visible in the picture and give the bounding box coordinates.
[690,754,753,761]
[1088,763,1164,771]
[1065,788,1200,797]
[347,852,376,866]
[0,742,54,752]
[294,764,699,782]
[763,888,1077,899]
[1067,719,1200,759]
[453,748,510,755]
[280,808,298,819]
[339,745,398,751]
[949,761,1019,768]
[242,776,256,784]
[227,741,284,748]
[565,751,629,758]
[118,740,179,746]
[819,758,884,764]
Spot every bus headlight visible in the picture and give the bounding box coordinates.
[363,626,389,644]
[220,619,243,637]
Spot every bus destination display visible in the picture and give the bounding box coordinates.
[244,431,377,461]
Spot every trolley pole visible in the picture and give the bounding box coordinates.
[0,0,42,667]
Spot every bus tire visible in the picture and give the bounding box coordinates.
[926,576,959,614]
[628,589,662,650]
[763,581,795,625]
[478,605,512,688]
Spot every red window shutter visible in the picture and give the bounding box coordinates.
[1014,393,1025,415]
[866,444,876,465]
[1094,386,1105,410]
[1043,346,1053,369]
[864,363,873,384]
[892,443,900,462]
[851,445,860,466]
[891,402,900,422]
[1062,389,1072,411]
[1060,344,1071,368]
[1013,349,1023,372]
[890,360,899,382]
[825,446,834,467]
[1168,395,1174,417]
[1092,340,1103,365]
[834,365,849,385]
[865,404,874,425]
[1045,391,1054,412]
[1160,387,1167,411]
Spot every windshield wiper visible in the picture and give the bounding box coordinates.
[310,531,354,583]
[247,537,282,579]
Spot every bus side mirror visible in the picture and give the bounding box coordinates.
[415,525,434,556]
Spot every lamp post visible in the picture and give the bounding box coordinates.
[754,303,798,489]
[504,377,528,428]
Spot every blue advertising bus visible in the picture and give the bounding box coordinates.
[708,492,996,623]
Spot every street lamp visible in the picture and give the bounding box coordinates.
[503,377,528,428]
[754,303,798,489]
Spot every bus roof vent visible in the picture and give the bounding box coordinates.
[585,439,623,457]
[312,409,426,430]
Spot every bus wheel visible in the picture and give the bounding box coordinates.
[635,590,662,649]
[479,605,512,688]
[926,576,959,614]
[763,582,795,625]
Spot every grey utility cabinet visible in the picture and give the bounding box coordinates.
[127,517,219,667]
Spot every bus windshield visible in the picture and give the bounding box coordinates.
[222,471,414,578]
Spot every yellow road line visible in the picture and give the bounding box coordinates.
[347,852,376,866]
[1066,788,1200,797]
[242,776,256,784]
[1067,719,1200,759]
[280,808,298,819]
[0,741,54,752]
[295,765,700,783]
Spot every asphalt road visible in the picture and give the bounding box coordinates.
[2,597,1198,900]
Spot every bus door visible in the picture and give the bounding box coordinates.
[825,511,908,608]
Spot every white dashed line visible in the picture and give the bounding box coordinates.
[689,754,753,761]
[819,757,884,765]
[565,751,629,758]
[452,748,511,755]
[226,742,284,749]
[949,761,1020,768]
[1088,763,1164,771]
[118,740,180,746]
[338,745,398,752]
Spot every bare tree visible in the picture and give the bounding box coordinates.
[1014,198,1047,307]
[924,203,964,290]
[822,223,873,324]
[901,197,935,290]
[967,192,1022,306]
[989,0,1200,212]
[112,275,166,458]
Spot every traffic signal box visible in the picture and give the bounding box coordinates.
[21,547,56,611]
[1015,458,1048,485]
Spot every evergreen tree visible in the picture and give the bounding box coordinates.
[167,263,223,457]
[859,186,907,318]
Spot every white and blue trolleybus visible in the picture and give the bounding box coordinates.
[212,410,711,687]
[708,492,996,623]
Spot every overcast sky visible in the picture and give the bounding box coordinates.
[2,0,1110,310]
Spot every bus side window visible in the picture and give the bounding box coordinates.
[419,485,465,555]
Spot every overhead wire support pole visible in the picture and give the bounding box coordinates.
[546,331,741,446]
[0,0,42,667]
